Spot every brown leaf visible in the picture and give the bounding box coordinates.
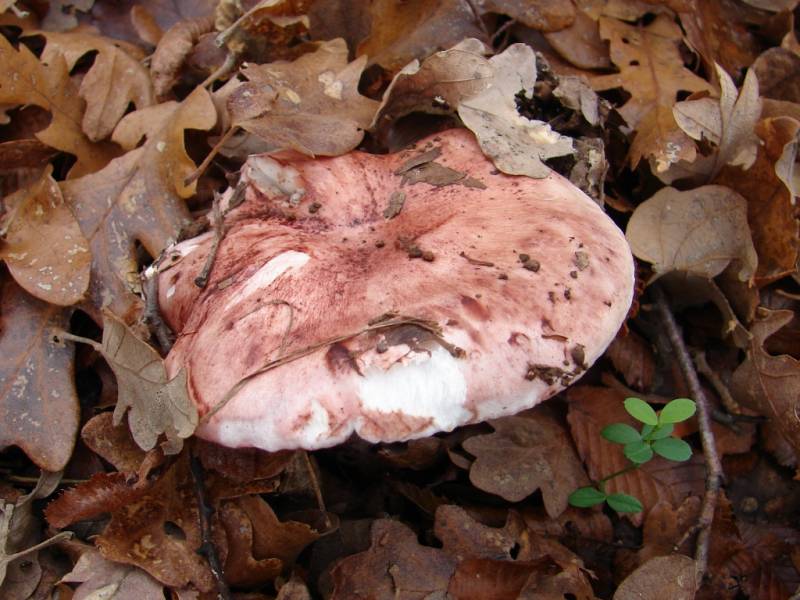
[463,408,589,517]
[150,16,215,99]
[591,14,713,170]
[0,34,115,177]
[217,499,283,587]
[715,117,800,284]
[0,169,90,305]
[329,519,457,600]
[72,312,197,454]
[730,309,800,464]
[448,558,555,600]
[626,185,758,282]
[543,8,612,70]
[81,412,148,473]
[229,39,379,156]
[357,0,484,72]
[567,386,705,525]
[634,498,700,568]
[605,330,656,391]
[60,548,166,600]
[753,47,800,103]
[434,504,518,561]
[614,555,697,600]
[39,30,155,141]
[0,277,78,471]
[195,440,293,483]
[60,86,216,320]
[44,472,140,529]
[476,0,574,31]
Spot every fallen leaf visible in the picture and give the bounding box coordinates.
[475,0,575,31]
[715,116,800,284]
[39,30,155,141]
[0,277,79,471]
[357,0,485,72]
[308,0,371,55]
[434,504,518,561]
[67,311,197,454]
[567,386,705,525]
[730,309,800,464]
[60,86,217,320]
[543,8,612,70]
[228,39,380,156]
[276,574,312,600]
[448,558,556,600]
[614,555,697,600]
[591,14,713,171]
[61,549,166,600]
[462,408,589,517]
[458,43,575,178]
[605,330,656,391]
[0,168,90,305]
[150,16,215,99]
[329,519,457,600]
[45,472,142,529]
[0,34,115,176]
[80,411,148,473]
[753,47,800,103]
[626,185,758,282]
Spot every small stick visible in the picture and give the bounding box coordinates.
[185,126,238,187]
[194,193,226,288]
[189,453,232,600]
[143,271,174,353]
[301,451,332,530]
[691,349,741,415]
[654,285,723,581]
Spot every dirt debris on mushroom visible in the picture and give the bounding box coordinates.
[154,129,635,452]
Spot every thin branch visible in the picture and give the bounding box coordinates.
[653,285,723,581]
[143,270,174,354]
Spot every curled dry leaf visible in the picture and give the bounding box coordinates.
[150,16,215,99]
[60,86,216,320]
[462,409,589,517]
[591,14,713,171]
[73,311,197,454]
[376,39,574,177]
[61,549,166,600]
[0,168,90,306]
[39,30,155,141]
[329,519,457,600]
[357,0,484,72]
[229,39,380,156]
[0,34,115,177]
[474,0,575,31]
[730,309,800,465]
[613,555,697,600]
[626,185,758,282]
[0,278,78,471]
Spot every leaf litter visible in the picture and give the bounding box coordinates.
[1,1,800,598]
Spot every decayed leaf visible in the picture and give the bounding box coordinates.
[61,549,166,600]
[463,409,589,517]
[626,185,758,282]
[44,472,141,529]
[672,64,761,180]
[730,309,800,464]
[567,386,705,525]
[0,34,115,177]
[605,330,655,391]
[68,311,197,454]
[613,555,697,600]
[0,277,79,471]
[357,0,484,72]
[715,117,800,284]
[0,169,90,305]
[150,16,215,99]
[60,86,217,320]
[475,0,574,31]
[39,30,155,141]
[329,519,457,599]
[753,47,800,103]
[458,43,575,178]
[543,7,612,70]
[228,39,380,156]
[591,14,713,171]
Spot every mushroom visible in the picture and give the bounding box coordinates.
[155,129,634,451]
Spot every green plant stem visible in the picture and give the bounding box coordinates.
[597,463,640,491]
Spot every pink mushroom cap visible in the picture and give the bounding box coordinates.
[157,129,634,451]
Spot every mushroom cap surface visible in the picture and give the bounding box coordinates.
[157,129,634,451]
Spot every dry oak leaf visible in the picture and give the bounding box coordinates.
[60,86,216,320]
[61,549,166,600]
[0,34,115,177]
[356,0,484,72]
[0,277,79,471]
[567,386,705,525]
[38,30,155,142]
[543,7,612,70]
[228,39,379,156]
[614,555,697,600]
[329,519,457,600]
[66,311,197,454]
[626,185,758,282]
[462,409,589,517]
[474,0,575,31]
[0,168,90,306]
[730,309,800,464]
[591,14,713,171]
[150,16,214,99]
[715,116,800,285]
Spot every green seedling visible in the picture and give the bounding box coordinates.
[569,397,697,513]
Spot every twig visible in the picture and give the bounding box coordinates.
[189,453,232,600]
[143,270,174,354]
[194,193,226,288]
[200,51,238,90]
[691,350,740,415]
[185,126,238,188]
[301,451,332,530]
[653,285,723,580]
